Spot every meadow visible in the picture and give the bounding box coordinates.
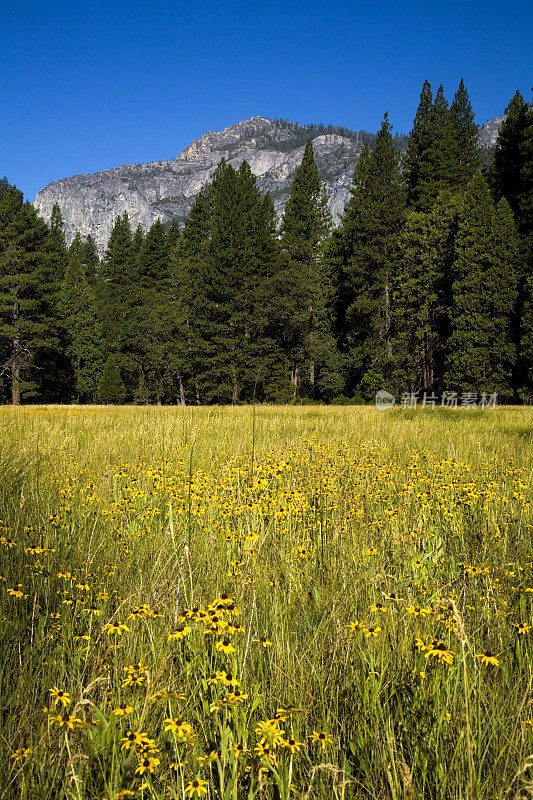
[1,404,532,800]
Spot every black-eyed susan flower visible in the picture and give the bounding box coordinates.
[103,622,129,636]
[406,605,432,616]
[52,713,83,730]
[215,638,235,654]
[513,622,531,635]
[424,641,454,666]
[363,626,381,638]
[254,742,278,765]
[120,731,151,750]
[122,672,146,688]
[283,737,304,753]
[135,755,160,775]
[253,636,272,647]
[229,743,251,758]
[50,687,71,707]
[169,624,191,641]
[228,689,248,703]
[185,779,208,798]
[164,718,193,738]
[310,731,334,749]
[197,750,219,764]
[476,651,500,666]
[82,606,102,616]
[255,719,285,748]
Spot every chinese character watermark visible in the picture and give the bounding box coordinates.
[375,391,497,410]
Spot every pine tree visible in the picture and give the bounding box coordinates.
[39,203,73,400]
[0,177,14,204]
[486,198,519,394]
[449,78,480,185]
[0,188,59,403]
[405,79,434,208]
[202,160,284,402]
[132,224,145,255]
[60,252,104,401]
[134,219,171,402]
[330,115,405,398]
[416,85,454,210]
[406,80,478,211]
[392,192,459,394]
[195,159,249,403]
[489,90,533,241]
[445,172,495,391]
[98,213,136,395]
[279,140,341,399]
[171,160,285,404]
[97,354,126,404]
[70,233,100,285]
[167,218,181,249]
[489,90,533,392]
[47,204,68,280]
[171,186,213,405]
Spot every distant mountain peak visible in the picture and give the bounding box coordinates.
[34,113,502,255]
[177,116,275,160]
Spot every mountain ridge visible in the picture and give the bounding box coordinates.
[34,115,501,253]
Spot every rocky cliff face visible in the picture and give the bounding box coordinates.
[478,115,506,148]
[33,117,380,252]
[34,114,502,254]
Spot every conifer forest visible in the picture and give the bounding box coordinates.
[1,80,532,406]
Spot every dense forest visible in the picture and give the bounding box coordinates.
[1,80,532,405]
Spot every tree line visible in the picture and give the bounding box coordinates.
[1,80,532,405]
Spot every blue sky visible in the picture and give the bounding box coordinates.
[1,0,532,201]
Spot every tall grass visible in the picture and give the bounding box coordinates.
[0,405,532,799]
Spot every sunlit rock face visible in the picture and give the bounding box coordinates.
[34,114,501,254]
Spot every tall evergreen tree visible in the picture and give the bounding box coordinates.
[132,224,145,255]
[133,219,171,402]
[405,79,434,208]
[171,187,213,405]
[486,198,519,394]
[489,90,533,246]
[416,85,455,210]
[38,203,73,400]
[328,115,405,398]
[204,160,284,402]
[98,213,136,393]
[445,172,496,391]
[392,192,458,394]
[70,233,100,285]
[489,91,533,392]
[98,354,126,404]
[59,252,104,401]
[449,78,480,185]
[406,80,478,211]
[167,218,181,249]
[0,177,14,204]
[279,140,340,399]
[0,188,59,403]
[47,204,68,280]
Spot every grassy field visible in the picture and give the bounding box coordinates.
[1,404,532,800]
